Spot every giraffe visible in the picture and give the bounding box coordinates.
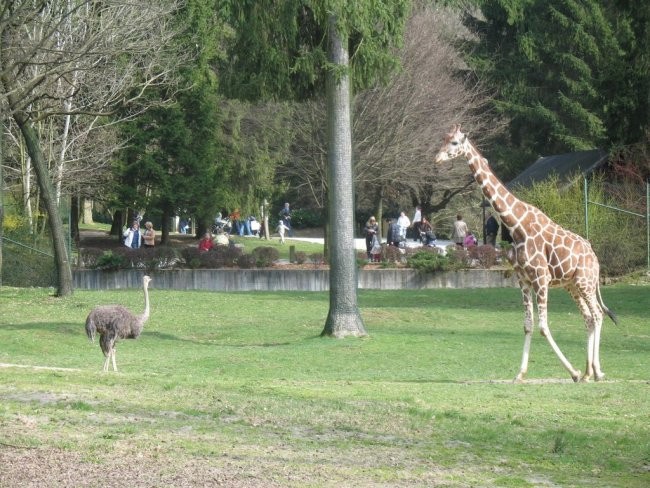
[435,125,618,382]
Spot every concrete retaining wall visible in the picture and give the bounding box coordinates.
[73,268,518,291]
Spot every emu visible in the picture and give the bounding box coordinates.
[85,275,152,372]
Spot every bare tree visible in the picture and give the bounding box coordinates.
[282,5,505,229]
[0,0,184,296]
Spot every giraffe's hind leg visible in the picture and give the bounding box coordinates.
[569,287,605,382]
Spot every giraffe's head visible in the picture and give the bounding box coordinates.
[434,124,467,163]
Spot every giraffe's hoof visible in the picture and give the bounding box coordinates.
[513,374,526,384]
[595,373,605,382]
[579,375,591,383]
[571,372,581,383]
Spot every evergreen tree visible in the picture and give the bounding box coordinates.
[464,0,632,166]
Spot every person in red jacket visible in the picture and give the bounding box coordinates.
[198,232,214,252]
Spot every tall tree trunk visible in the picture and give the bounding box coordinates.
[321,15,367,338]
[82,198,94,224]
[0,115,4,288]
[12,111,73,296]
[71,193,80,245]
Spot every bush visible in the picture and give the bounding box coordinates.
[445,246,471,269]
[289,208,323,228]
[236,253,258,269]
[95,250,127,271]
[467,245,499,269]
[515,173,646,276]
[251,246,280,267]
[407,249,450,273]
[382,245,404,264]
[308,252,324,266]
[180,246,243,269]
[295,251,307,264]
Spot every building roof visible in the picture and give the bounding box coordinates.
[508,148,608,189]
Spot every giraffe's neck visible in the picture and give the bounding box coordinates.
[462,141,527,232]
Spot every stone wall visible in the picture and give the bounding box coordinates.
[73,268,518,291]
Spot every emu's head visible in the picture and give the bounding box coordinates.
[434,124,467,163]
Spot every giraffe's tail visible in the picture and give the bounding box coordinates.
[597,284,619,325]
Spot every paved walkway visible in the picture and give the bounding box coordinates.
[286,236,454,253]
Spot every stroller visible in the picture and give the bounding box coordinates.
[212,216,232,234]
[420,229,437,247]
[249,216,261,236]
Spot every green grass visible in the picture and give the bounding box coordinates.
[0,284,648,486]
[228,234,324,260]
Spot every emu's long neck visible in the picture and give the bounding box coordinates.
[463,141,524,230]
[135,281,150,332]
[142,281,150,322]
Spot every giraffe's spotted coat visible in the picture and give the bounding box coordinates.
[435,125,617,382]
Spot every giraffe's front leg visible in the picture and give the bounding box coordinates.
[515,285,534,383]
[536,285,581,382]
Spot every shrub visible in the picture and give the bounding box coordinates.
[95,250,127,271]
[295,251,307,264]
[290,208,323,228]
[515,173,646,276]
[78,248,105,268]
[468,245,498,269]
[407,250,450,273]
[180,246,243,269]
[382,245,404,264]
[445,246,471,269]
[308,252,324,266]
[236,253,258,269]
[138,246,181,272]
[251,246,280,267]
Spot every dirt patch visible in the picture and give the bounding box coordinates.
[0,446,287,488]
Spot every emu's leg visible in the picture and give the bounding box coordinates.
[536,284,580,382]
[103,351,110,372]
[515,285,534,383]
[111,349,118,372]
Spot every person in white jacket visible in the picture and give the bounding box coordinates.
[397,211,411,240]
[123,220,143,249]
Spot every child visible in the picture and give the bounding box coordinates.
[198,232,214,252]
[276,220,290,244]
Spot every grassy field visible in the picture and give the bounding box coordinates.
[0,283,648,487]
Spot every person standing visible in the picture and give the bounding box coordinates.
[397,211,411,241]
[411,205,422,241]
[363,216,379,261]
[123,220,142,249]
[279,202,293,237]
[451,214,468,248]
[229,208,241,235]
[485,214,500,247]
[143,221,156,248]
